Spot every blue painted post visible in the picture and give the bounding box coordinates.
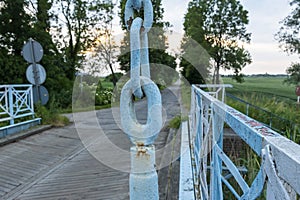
[8,86,14,125]
[130,145,159,200]
[121,1,161,199]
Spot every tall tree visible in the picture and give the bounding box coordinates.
[118,0,176,74]
[51,0,113,80]
[277,0,300,55]
[276,0,300,86]
[284,63,300,85]
[81,1,119,86]
[181,0,251,84]
[0,0,33,84]
[31,0,73,107]
[82,27,119,86]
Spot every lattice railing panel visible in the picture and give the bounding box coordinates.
[0,85,34,125]
[185,85,300,200]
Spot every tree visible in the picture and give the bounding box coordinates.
[118,0,176,74]
[32,0,74,107]
[82,0,119,87]
[181,0,251,84]
[277,0,300,55]
[0,0,33,84]
[82,28,119,86]
[180,37,211,84]
[284,63,300,85]
[276,0,300,87]
[93,29,119,86]
[51,0,113,80]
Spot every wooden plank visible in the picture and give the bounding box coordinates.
[0,126,84,199]
[0,85,180,199]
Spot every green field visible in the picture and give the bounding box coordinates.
[222,77,297,102]
[220,76,299,138]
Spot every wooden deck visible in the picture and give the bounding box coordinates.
[0,87,181,200]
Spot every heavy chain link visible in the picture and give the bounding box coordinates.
[120,0,162,145]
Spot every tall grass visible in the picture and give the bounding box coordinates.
[226,93,300,143]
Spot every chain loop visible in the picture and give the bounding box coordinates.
[121,0,162,145]
[125,0,153,33]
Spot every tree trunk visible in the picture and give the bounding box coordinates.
[108,63,117,86]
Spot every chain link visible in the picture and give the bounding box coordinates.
[121,0,162,145]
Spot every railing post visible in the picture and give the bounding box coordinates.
[29,85,35,119]
[8,86,14,125]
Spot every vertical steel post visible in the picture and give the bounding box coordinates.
[29,38,41,102]
[8,86,14,125]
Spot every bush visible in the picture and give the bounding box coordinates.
[95,87,113,106]
[35,102,69,127]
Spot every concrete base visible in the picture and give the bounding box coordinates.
[0,118,41,138]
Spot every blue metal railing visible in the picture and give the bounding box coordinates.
[0,85,40,137]
[179,85,300,200]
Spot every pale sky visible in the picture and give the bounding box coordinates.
[112,0,299,75]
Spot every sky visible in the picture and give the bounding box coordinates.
[112,0,299,75]
[161,0,299,75]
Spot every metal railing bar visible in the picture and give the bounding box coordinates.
[215,145,250,193]
[0,117,12,122]
[221,176,241,199]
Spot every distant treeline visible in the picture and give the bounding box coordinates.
[222,74,288,78]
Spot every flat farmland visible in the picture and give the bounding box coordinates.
[222,76,297,102]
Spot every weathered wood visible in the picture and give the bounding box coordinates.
[0,85,180,199]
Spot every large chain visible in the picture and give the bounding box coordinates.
[125,0,153,98]
[120,0,162,145]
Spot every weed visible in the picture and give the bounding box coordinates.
[35,102,69,127]
[169,115,188,129]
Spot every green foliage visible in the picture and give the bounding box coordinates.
[117,0,176,73]
[72,79,113,108]
[34,0,74,108]
[180,38,210,84]
[104,72,123,83]
[284,63,300,86]
[0,0,32,84]
[95,88,113,106]
[95,79,113,106]
[0,0,32,55]
[168,115,188,129]
[181,0,251,83]
[35,102,70,127]
[52,0,114,80]
[0,52,27,84]
[72,81,96,108]
[226,93,299,134]
[276,0,300,55]
[0,0,114,109]
[180,79,192,111]
[224,77,300,137]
